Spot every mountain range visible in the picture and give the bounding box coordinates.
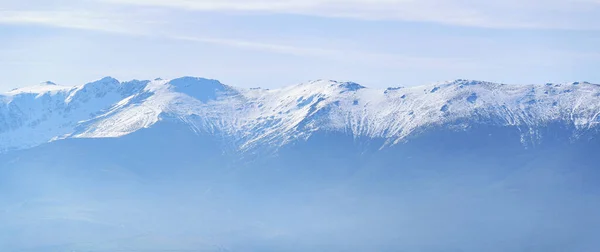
[1,77,600,252]
[1,77,599,153]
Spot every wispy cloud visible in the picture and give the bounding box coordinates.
[172,35,474,69]
[0,9,338,57]
[0,10,149,34]
[96,0,600,30]
[172,35,339,57]
[2,0,599,33]
[0,5,470,69]
[1,0,597,88]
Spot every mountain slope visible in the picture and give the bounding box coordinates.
[1,120,600,252]
[2,77,600,252]
[1,77,599,152]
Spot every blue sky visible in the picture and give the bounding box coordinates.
[1,0,600,89]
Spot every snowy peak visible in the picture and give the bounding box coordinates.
[1,77,600,153]
[74,76,120,94]
[290,79,365,93]
[167,77,237,102]
[446,79,499,86]
[5,82,73,96]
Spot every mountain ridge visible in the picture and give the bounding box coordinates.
[1,77,599,153]
[2,77,600,252]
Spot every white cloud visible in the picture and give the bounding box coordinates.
[0,8,467,70]
[172,35,340,56]
[0,0,595,75]
[0,10,150,34]
[0,9,333,56]
[172,35,475,70]
[2,0,599,31]
[96,0,600,29]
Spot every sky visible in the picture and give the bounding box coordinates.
[1,0,600,90]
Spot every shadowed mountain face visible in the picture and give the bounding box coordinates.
[1,120,600,252]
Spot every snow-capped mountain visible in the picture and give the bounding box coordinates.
[2,77,600,252]
[1,77,599,153]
